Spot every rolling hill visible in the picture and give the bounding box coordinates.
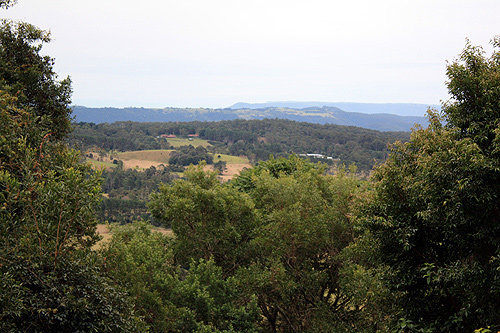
[229,101,439,117]
[72,103,429,132]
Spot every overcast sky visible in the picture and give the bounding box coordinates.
[3,0,499,108]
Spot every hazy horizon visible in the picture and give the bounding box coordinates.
[4,1,499,108]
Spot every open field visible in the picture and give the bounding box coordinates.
[117,150,172,163]
[116,150,172,169]
[213,154,251,181]
[86,150,251,180]
[214,154,248,164]
[86,159,116,169]
[86,150,172,170]
[167,137,212,148]
[93,224,113,249]
[219,163,251,181]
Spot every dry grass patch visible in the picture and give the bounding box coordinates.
[120,159,163,170]
[214,154,249,164]
[110,150,173,170]
[152,227,174,236]
[117,150,172,163]
[219,163,251,181]
[206,154,251,181]
[86,149,252,178]
[93,224,112,250]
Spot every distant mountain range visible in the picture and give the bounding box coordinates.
[229,101,439,117]
[72,102,436,132]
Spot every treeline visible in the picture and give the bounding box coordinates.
[73,118,409,224]
[105,160,381,332]
[69,121,171,151]
[69,118,410,172]
[198,118,409,170]
[96,145,214,224]
[168,145,213,167]
[99,164,177,225]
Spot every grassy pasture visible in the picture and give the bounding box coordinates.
[213,154,251,181]
[214,154,249,164]
[89,146,251,178]
[115,150,248,165]
[117,150,173,164]
[167,137,212,148]
[87,159,116,169]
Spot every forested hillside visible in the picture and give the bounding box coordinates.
[70,118,410,224]
[69,118,410,172]
[72,105,427,131]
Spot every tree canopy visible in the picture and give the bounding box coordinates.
[69,118,409,172]
[364,37,500,332]
[0,19,73,139]
[0,7,141,331]
[148,156,393,331]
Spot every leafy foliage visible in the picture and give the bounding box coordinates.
[149,156,393,331]
[445,37,500,152]
[149,164,259,274]
[0,15,142,331]
[365,37,500,332]
[0,90,141,332]
[70,121,170,152]
[0,0,17,9]
[99,164,176,224]
[0,19,72,139]
[168,144,213,167]
[233,156,391,332]
[100,222,260,332]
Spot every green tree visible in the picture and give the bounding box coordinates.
[0,90,141,332]
[0,19,73,139]
[444,37,500,152]
[149,163,259,275]
[365,37,500,331]
[100,222,260,332]
[213,160,227,174]
[0,7,141,331]
[168,145,213,167]
[233,156,389,332]
[150,156,392,331]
